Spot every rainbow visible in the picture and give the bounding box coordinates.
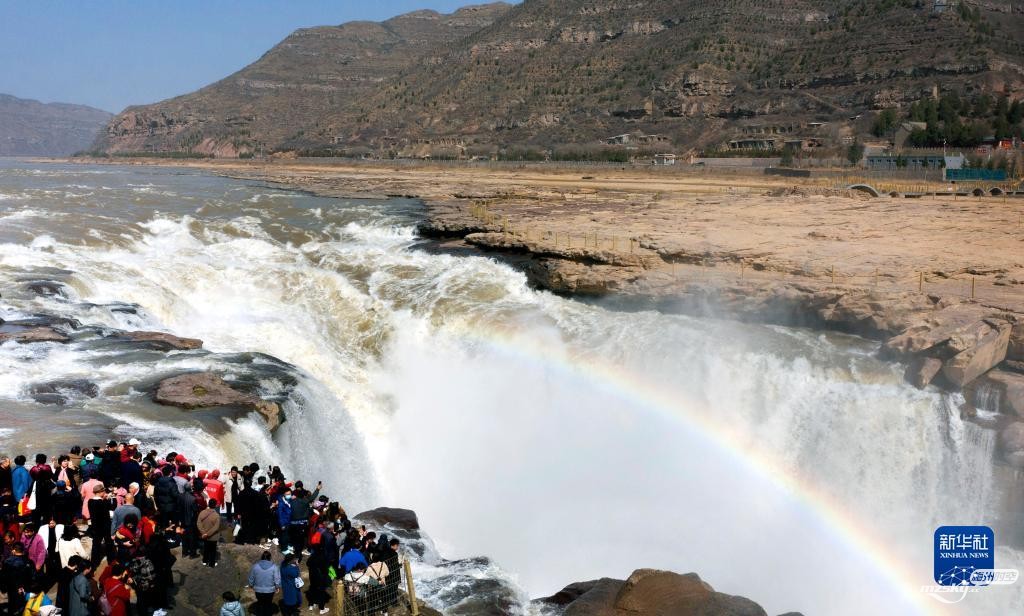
[452,322,940,615]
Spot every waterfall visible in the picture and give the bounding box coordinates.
[1,160,1022,615]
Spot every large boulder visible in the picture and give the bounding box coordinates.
[614,570,766,616]
[883,304,996,358]
[154,372,282,431]
[904,357,943,389]
[816,290,934,338]
[999,422,1024,468]
[942,320,1012,388]
[549,569,767,616]
[121,330,203,351]
[354,507,420,531]
[22,280,69,297]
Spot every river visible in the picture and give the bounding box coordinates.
[0,160,1020,615]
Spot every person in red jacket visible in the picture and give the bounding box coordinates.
[101,563,132,616]
[204,470,225,513]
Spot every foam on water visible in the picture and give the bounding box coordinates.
[1,162,1021,615]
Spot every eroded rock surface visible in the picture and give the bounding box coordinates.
[541,569,768,616]
[154,372,282,431]
[120,330,203,351]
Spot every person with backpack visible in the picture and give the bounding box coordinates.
[343,562,371,614]
[100,563,131,616]
[126,555,156,614]
[79,453,100,483]
[279,553,302,615]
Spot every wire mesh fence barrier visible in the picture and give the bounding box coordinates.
[333,559,419,616]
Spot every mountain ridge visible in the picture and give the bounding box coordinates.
[93,0,1024,158]
[0,93,112,157]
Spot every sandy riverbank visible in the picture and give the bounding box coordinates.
[52,158,1024,402]
[69,157,1024,309]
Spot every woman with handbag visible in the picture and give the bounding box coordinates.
[279,553,303,615]
[100,563,131,616]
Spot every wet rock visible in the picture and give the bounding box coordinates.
[1004,360,1024,375]
[440,574,522,615]
[355,507,420,531]
[552,569,767,616]
[22,280,69,297]
[120,330,203,351]
[942,321,1012,388]
[905,357,943,389]
[29,379,99,405]
[109,303,140,315]
[1010,323,1024,362]
[154,372,282,431]
[8,314,82,330]
[0,326,70,344]
[614,569,766,616]
[538,578,624,611]
[967,370,1024,417]
[999,422,1024,468]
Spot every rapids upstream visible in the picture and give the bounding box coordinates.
[0,159,1021,615]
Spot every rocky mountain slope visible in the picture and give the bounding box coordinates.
[93,3,512,157]
[94,0,1024,156]
[0,93,112,156]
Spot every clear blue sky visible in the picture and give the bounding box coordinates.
[0,1,515,113]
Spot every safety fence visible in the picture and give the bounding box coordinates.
[333,558,419,616]
[465,202,1024,305]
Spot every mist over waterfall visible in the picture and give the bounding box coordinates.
[1,161,1021,615]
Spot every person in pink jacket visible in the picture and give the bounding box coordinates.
[19,522,47,572]
[80,477,102,519]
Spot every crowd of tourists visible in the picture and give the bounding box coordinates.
[0,439,405,616]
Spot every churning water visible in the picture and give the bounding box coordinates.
[0,160,1020,615]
